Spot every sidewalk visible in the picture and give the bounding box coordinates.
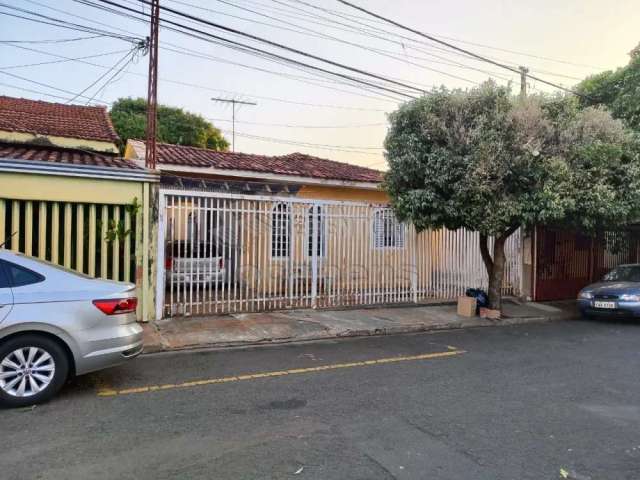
[141,299,579,353]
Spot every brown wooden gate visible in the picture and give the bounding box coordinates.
[534,226,640,301]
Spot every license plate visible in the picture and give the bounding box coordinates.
[594,301,616,309]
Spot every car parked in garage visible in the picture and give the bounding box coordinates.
[0,250,143,408]
[577,264,640,319]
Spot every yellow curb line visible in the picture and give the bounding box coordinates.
[97,349,466,397]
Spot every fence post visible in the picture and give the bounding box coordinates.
[155,191,166,321]
[411,225,418,303]
[142,182,150,322]
[311,203,319,308]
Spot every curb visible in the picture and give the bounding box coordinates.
[141,313,578,355]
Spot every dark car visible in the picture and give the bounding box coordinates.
[577,264,640,318]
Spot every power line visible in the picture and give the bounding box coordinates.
[207,117,386,129]
[66,47,139,104]
[80,0,414,101]
[86,0,413,101]
[279,0,605,71]
[2,42,391,112]
[97,0,424,97]
[0,48,132,70]
[0,34,105,44]
[77,0,416,100]
[0,3,141,43]
[219,129,384,156]
[336,0,590,98]
[84,47,142,104]
[0,70,111,105]
[10,0,405,108]
[0,80,92,103]
[254,0,583,86]
[168,0,486,86]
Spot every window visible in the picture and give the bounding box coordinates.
[306,206,326,258]
[603,265,640,282]
[1,261,45,287]
[0,262,9,289]
[271,203,291,258]
[373,209,405,249]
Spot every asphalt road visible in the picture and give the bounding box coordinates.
[2,319,640,480]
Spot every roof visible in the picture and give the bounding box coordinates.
[0,96,119,143]
[128,139,383,183]
[0,142,141,170]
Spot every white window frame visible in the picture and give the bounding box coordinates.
[372,209,405,249]
[271,202,291,259]
[305,205,327,259]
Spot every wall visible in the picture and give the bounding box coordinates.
[0,170,155,321]
[296,185,388,203]
[0,130,119,154]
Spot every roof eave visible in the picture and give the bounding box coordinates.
[155,163,382,189]
[0,157,159,182]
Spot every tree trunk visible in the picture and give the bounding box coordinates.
[487,237,506,311]
[479,228,518,312]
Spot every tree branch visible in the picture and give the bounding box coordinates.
[479,233,493,274]
[501,224,520,241]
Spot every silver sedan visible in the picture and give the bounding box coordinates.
[0,249,143,408]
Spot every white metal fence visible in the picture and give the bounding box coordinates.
[156,190,521,318]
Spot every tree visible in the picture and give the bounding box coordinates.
[577,43,640,132]
[384,82,640,310]
[110,98,229,151]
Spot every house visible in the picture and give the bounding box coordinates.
[124,139,388,202]
[124,139,522,319]
[0,96,158,321]
[0,95,120,154]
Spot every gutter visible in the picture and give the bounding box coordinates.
[0,158,159,183]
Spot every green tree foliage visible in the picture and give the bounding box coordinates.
[110,98,229,151]
[577,46,640,131]
[384,82,640,309]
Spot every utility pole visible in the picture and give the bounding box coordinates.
[210,98,257,152]
[519,66,529,99]
[145,0,160,169]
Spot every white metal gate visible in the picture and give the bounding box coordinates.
[156,190,521,319]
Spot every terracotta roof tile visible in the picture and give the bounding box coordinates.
[0,143,141,170]
[0,96,119,143]
[129,140,383,183]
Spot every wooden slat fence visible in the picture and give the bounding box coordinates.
[0,198,136,283]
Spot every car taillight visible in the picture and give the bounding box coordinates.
[93,298,138,315]
[218,258,224,269]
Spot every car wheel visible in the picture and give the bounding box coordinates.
[0,335,69,408]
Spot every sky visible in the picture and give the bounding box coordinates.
[0,0,638,171]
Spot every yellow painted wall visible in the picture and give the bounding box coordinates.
[0,171,143,204]
[296,185,388,204]
[0,130,119,154]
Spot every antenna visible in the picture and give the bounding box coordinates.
[211,97,257,152]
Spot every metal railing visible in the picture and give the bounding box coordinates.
[157,190,522,318]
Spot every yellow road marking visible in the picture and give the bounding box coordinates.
[97,349,466,397]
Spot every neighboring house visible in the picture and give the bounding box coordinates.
[124,139,388,202]
[0,96,158,321]
[124,139,522,319]
[0,96,120,154]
